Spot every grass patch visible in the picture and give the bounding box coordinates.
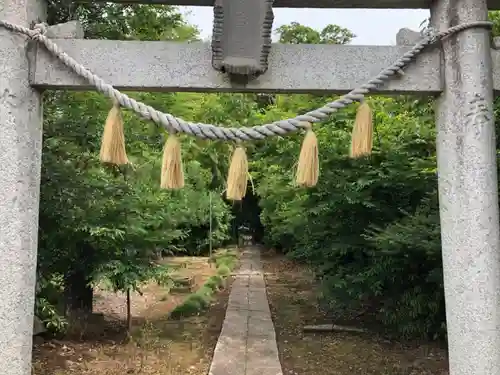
[169,249,238,319]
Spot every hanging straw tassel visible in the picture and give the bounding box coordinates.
[99,101,128,165]
[350,101,373,158]
[296,122,319,187]
[226,144,248,201]
[160,133,185,189]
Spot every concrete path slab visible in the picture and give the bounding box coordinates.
[208,246,283,375]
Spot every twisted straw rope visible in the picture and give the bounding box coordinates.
[0,20,493,141]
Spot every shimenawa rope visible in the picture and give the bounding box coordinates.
[0,19,493,194]
[0,19,492,141]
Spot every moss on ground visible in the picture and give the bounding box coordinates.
[169,249,238,319]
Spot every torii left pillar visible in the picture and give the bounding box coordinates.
[0,0,45,374]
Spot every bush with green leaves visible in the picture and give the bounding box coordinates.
[169,250,238,319]
[255,96,447,339]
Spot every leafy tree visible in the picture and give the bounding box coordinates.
[276,22,355,44]
[37,4,231,326]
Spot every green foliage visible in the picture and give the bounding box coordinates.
[205,275,224,290]
[364,192,445,339]
[46,1,200,41]
[169,250,238,319]
[251,19,500,341]
[36,3,232,331]
[36,297,68,333]
[35,274,68,333]
[276,22,355,44]
[213,250,238,270]
[233,21,451,340]
[171,294,207,318]
[255,93,446,339]
[490,11,500,38]
[35,4,500,343]
[216,265,231,277]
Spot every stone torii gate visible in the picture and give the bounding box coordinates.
[1,0,500,374]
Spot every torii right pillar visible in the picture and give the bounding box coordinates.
[431,0,500,374]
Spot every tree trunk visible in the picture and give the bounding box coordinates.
[64,242,96,316]
[126,288,132,332]
[64,268,94,316]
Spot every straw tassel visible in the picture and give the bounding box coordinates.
[350,101,373,158]
[295,122,319,187]
[160,133,184,189]
[99,102,128,165]
[226,144,248,201]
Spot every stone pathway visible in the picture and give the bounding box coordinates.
[209,246,283,375]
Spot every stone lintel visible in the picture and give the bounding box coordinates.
[31,39,443,95]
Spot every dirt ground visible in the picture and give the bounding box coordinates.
[32,250,449,375]
[261,251,449,375]
[32,256,232,375]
